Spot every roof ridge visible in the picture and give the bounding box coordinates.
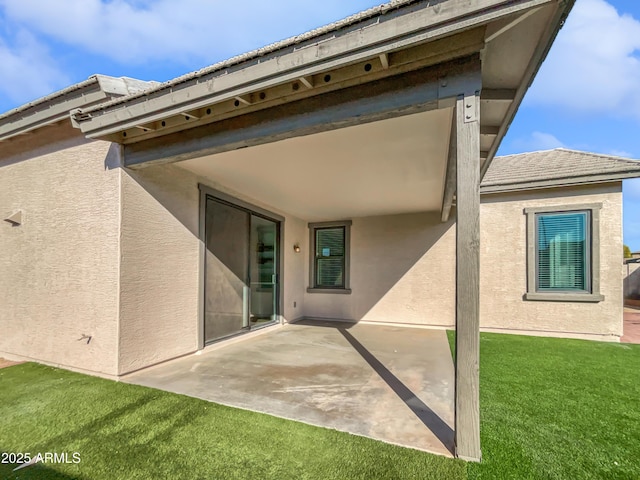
[483,148,640,190]
[554,147,640,163]
[495,147,561,158]
[495,147,639,163]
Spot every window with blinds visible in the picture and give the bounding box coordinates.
[536,211,590,292]
[315,227,345,288]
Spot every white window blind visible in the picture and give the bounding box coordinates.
[536,211,589,291]
[315,227,345,288]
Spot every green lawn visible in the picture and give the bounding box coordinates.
[1,333,639,479]
[451,332,640,480]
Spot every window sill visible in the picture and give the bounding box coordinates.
[524,292,604,303]
[307,288,352,295]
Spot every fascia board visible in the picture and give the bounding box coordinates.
[74,0,554,138]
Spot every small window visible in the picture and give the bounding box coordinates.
[525,204,603,302]
[308,221,351,294]
[536,211,590,292]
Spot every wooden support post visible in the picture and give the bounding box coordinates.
[454,91,481,462]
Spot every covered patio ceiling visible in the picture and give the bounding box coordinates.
[178,109,451,221]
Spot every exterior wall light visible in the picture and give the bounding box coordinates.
[293,244,301,253]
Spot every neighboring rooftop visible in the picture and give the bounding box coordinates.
[0,75,158,142]
[482,148,640,193]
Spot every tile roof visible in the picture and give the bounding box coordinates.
[482,148,640,192]
[76,0,417,114]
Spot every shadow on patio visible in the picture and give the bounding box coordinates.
[123,320,455,456]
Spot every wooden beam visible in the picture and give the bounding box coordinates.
[234,95,252,106]
[78,0,544,139]
[480,89,516,102]
[379,53,389,69]
[124,57,481,168]
[181,111,201,120]
[121,29,483,145]
[454,92,481,462]
[299,76,314,89]
[480,125,499,136]
[441,111,457,223]
[134,125,155,132]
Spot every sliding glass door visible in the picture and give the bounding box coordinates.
[204,196,279,344]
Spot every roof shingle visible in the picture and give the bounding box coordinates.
[482,148,640,192]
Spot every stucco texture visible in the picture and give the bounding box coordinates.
[0,125,121,375]
[479,184,623,340]
[117,163,309,374]
[304,212,456,326]
[1,132,626,377]
[118,164,201,374]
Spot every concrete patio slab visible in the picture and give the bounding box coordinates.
[123,320,455,456]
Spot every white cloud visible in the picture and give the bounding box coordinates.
[510,131,566,152]
[0,0,379,65]
[527,0,640,119]
[0,30,69,104]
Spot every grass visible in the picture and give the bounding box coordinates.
[1,333,639,479]
[448,331,640,480]
[0,363,463,480]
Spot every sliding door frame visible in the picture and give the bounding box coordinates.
[198,183,285,349]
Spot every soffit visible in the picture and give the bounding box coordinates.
[179,109,451,221]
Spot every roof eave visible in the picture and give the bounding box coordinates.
[480,171,640,194]
[72,0,565,143]
[0,75,157,143]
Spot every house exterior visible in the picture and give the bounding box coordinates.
[481,149,640,339]
[5,0,631,460]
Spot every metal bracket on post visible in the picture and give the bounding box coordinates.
[463,92,479,124]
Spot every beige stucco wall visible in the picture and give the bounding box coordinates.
[303,212,456,326]
[1,128,625,378]
[117,163,308,374]
[480,183,623,340]
[0,124,121,375]
[118,164,201,374]
[301,184,623,340]
[114,171,630,360]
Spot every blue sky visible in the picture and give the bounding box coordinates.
[0,0,639,249]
